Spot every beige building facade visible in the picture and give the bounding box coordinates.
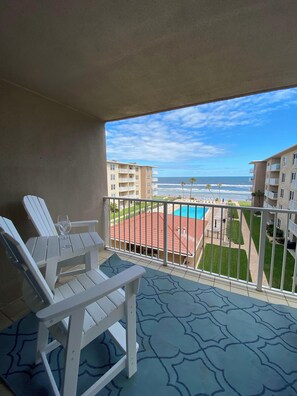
[250,144,297,244]
[107,160,158,202]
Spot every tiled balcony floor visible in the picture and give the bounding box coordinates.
[1,248,297,394]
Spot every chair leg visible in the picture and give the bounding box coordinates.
[36,322,49,364]
[62,310,84,396]
[125,283,137,378]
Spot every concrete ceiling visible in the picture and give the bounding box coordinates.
[1,0,297,121]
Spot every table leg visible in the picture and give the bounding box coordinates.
[86,250,99,270]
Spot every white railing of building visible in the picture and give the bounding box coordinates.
[103,197,297,297]
[289,200,297,211]
[265,190,278,200]
[291,179,297,190]
[289,220,297,237]
[270,163,281,171]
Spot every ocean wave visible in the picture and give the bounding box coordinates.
[157,187,250,195]
[158,183,251,188]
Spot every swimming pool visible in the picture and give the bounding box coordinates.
[173,205,208,220]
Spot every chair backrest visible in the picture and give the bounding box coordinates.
[23,195,58,236]
[0,216,54,306]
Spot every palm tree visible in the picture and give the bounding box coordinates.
[251,189,264,207]
[217,183,222,201]
[181,181,186,199]
[206,184,215,200]
[189,177,196,199]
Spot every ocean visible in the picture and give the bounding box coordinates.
[156,176,252,201]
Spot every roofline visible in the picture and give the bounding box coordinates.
[107,159,156,168]
[263,143,297,161]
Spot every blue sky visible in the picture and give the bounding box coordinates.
[106,88,297,177]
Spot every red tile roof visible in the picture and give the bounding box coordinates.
[110,212,207,256]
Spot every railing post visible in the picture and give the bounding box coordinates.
[163,202,168,266]
[256,210,267,291]
[103,198,110,247]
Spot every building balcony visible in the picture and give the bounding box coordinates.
[104,197,297,297]
[119,178,134,183]
[270,163,281,171]
[152,177,158,182]
[152,170,158,175]
[289,200,297,211]
[289,219,297,236]
[265,190,278,200]
[291,179,297,190]
[265,178,279,186]
[249,168,254,173]
[249,177,254,182]
[119,186,135,192]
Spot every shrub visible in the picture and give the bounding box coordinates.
[267,224,283,238]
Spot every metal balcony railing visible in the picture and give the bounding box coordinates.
[103,197,297,297]
[289,200,297,211]
[265,190,278,200]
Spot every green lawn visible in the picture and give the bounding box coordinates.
[199,244,251,281]
[243,210,295,291]
[227,203,239,219]
[226,218,244,244]
[238,201,251,207]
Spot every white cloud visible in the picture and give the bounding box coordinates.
[107,127,224,163]
[106,87,297,165]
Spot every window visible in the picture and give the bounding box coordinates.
[277,219,281,228]
[110,163,115,170]
[291,172,296,182]
[279,204,283,209]
[280,189,284,198]
[111,193,116,197]
[111,184,116,190]
[135,167,139,172]
[283,156,288,166]
[147,183,151,187]
[293,153,297,165]
[148,189,151,194]
[135,175,139,180]
[281,173,286,183]
[110,174,115,180]
[289,191,294,201]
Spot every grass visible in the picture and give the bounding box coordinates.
[226,217,244,244]
[238,201,251,207]
[199,244,251,281]
[243,210,295,291]
[227,203,239,219]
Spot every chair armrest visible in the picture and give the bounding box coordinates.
[37,265,146,325]
[55,220,98,232]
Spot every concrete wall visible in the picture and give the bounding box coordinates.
[0,81,107,306]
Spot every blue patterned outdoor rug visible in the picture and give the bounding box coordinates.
[1,253,297,395]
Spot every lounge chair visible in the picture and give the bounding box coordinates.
[0,216,145,396]
[23,195,103,280]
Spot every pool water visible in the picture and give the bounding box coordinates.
[173,205,208,219]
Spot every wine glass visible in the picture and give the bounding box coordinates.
[58,215,71,247]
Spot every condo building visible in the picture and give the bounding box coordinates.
[249,144,297,244]
[107,160,158,201]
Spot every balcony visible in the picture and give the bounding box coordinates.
[291,179,297,190]
[289,200,297,211]
[265,190,278,200]
[249,177,254,182]
[289,219,297,236]
[152,177,158,182]
[270,163,281,171]
[265,178,279,186]
[119,178,134,183]
[119,186,135,192]
[105,197,297,297]
[249,168,254,173]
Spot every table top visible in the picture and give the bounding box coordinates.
[26,232,104,266]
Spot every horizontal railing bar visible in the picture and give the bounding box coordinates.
[103,196,297,214]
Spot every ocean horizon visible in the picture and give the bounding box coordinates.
[156,176,252,201]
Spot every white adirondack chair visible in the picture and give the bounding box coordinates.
[23,195,102,278]
[0,216,145,396]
